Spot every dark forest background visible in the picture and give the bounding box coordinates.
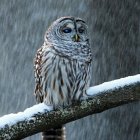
[0,0,139,140]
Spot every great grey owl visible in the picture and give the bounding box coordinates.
[34,16,92,140]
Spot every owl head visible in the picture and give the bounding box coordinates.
[44,16,91,62]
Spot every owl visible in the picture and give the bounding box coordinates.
[34,16,92,139]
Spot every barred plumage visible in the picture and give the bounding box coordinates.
[34,16,92,140]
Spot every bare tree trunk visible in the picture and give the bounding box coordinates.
[42,126,65,140]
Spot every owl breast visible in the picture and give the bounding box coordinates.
[51,41,92,63]
[35,45,91,108]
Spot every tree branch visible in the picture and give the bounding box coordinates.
[0,77,140,140]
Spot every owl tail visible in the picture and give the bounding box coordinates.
[42,125,66,140]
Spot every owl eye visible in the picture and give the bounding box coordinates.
[78,28,85,34]
[62,28,72,33]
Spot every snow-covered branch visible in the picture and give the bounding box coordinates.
[0,74,140,140]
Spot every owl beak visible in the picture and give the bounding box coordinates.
[73,34,80,42]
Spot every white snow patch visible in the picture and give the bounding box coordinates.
[0,103,53,128]
[87,74,140,96]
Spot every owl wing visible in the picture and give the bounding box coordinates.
[34,47,44,103]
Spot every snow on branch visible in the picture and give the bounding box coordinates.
[0,74,140,140]
[87,74,140,95]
